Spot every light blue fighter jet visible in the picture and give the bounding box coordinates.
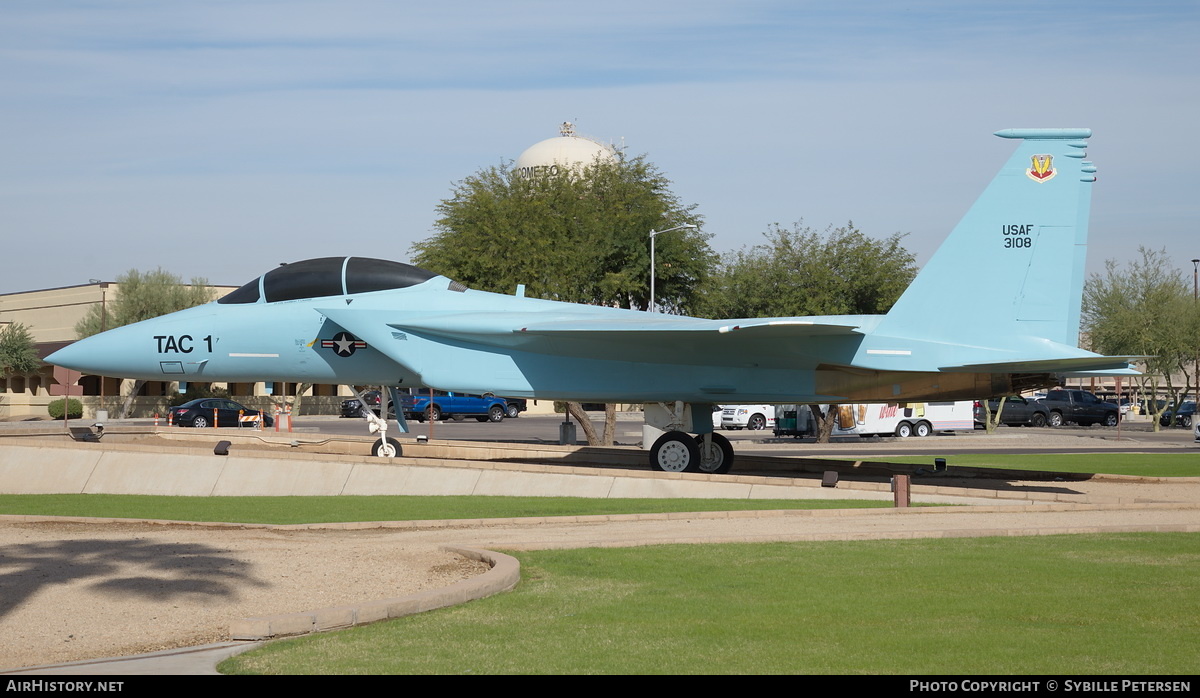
[49,128,1135,473]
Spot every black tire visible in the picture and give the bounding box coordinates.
[488,405,505,422]
[506,404,520,419]
[1104,412,1120,427]
[895,422,914,438]
[426,405,442,422]
[1048,412,1064,427]
[371,437,401,458]
[649,431,700,473]
[1031,412,1047,428]
[1180,415,1192,428]
[693,433,734,474]
[475,416,488,422]
[747,414,767,430]
[191,415,208,428]
[915,421,932,437]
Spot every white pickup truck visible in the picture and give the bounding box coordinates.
[720,404,776,431]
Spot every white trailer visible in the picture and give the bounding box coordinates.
[773,401,974,438]
[831,401,974,437]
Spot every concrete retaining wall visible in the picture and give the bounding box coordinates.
[0,439,967,502]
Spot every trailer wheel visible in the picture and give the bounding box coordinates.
[915,421,932,437]
[895,422,914,438]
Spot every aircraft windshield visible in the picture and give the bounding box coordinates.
[218,257,443,304]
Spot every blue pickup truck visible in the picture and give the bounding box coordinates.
[405,391,508,422]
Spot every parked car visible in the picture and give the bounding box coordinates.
[499,397,527,419]
[972,396,1050,428]
[720,405,775,430]
[406,391,508,422]
[340,391,398,418]
[1159,401,1197,428]
[171,398,274,428]
[1038,390,1120,427]
[341,391,379,417]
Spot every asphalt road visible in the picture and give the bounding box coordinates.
[296,412,1199,456]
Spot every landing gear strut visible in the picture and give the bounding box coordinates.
[350,385,409,458]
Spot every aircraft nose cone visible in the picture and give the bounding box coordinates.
[45,340,92,372]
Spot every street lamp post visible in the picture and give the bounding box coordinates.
[648,224,697,313]
[1192,259,1198,403]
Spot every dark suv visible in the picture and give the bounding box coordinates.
[1039,390,1120,427]
[972,395,1050,427]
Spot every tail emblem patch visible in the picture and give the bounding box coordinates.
[1026,154,1057,182]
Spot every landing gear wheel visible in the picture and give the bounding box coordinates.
[694,432,734,474]
[895,422,914,438]
[747,414,767,430]
[649,431,700,473]
[914,421,932,437]
[372,437,401,458]
[488,405,505,422]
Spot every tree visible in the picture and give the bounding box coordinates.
[75,268,216,418]
[0,322,40,376]
[695,221,917,319]
[413,154,712,444]
[696,222,918,442]
[413,155,712,313]
[1082,248,1200,430]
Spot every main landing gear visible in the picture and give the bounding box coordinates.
[645,402,736,474]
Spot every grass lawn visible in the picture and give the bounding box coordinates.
[848,452,1200,478]
[220,533,1200,675]
[0,494,894,524]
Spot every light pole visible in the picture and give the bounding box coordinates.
[1192,259,1198,403]
[89,280,109,403]
[648,224,697,313]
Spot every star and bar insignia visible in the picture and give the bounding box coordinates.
[320,331,367,357]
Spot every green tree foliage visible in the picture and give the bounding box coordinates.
[0,322,41,376]
[75,269,216,339]
[412,155,712,313]
[695,222,917,443]
[694,222,918,319]
[1082,247,1200,426]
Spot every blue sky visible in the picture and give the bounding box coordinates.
[2,1,1197,294]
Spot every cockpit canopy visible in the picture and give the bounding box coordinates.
[218,257,443,304]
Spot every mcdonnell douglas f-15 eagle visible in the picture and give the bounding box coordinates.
[48,128,1135,473]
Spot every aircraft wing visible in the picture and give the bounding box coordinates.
[512,317,863,338]
[316,306,862,368]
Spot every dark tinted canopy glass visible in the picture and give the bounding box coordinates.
[218,257,442,304]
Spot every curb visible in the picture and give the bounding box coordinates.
[228,546,520,640]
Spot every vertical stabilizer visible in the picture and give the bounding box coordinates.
[878,129,1095,349]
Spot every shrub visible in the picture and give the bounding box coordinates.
[48,398,83,420]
